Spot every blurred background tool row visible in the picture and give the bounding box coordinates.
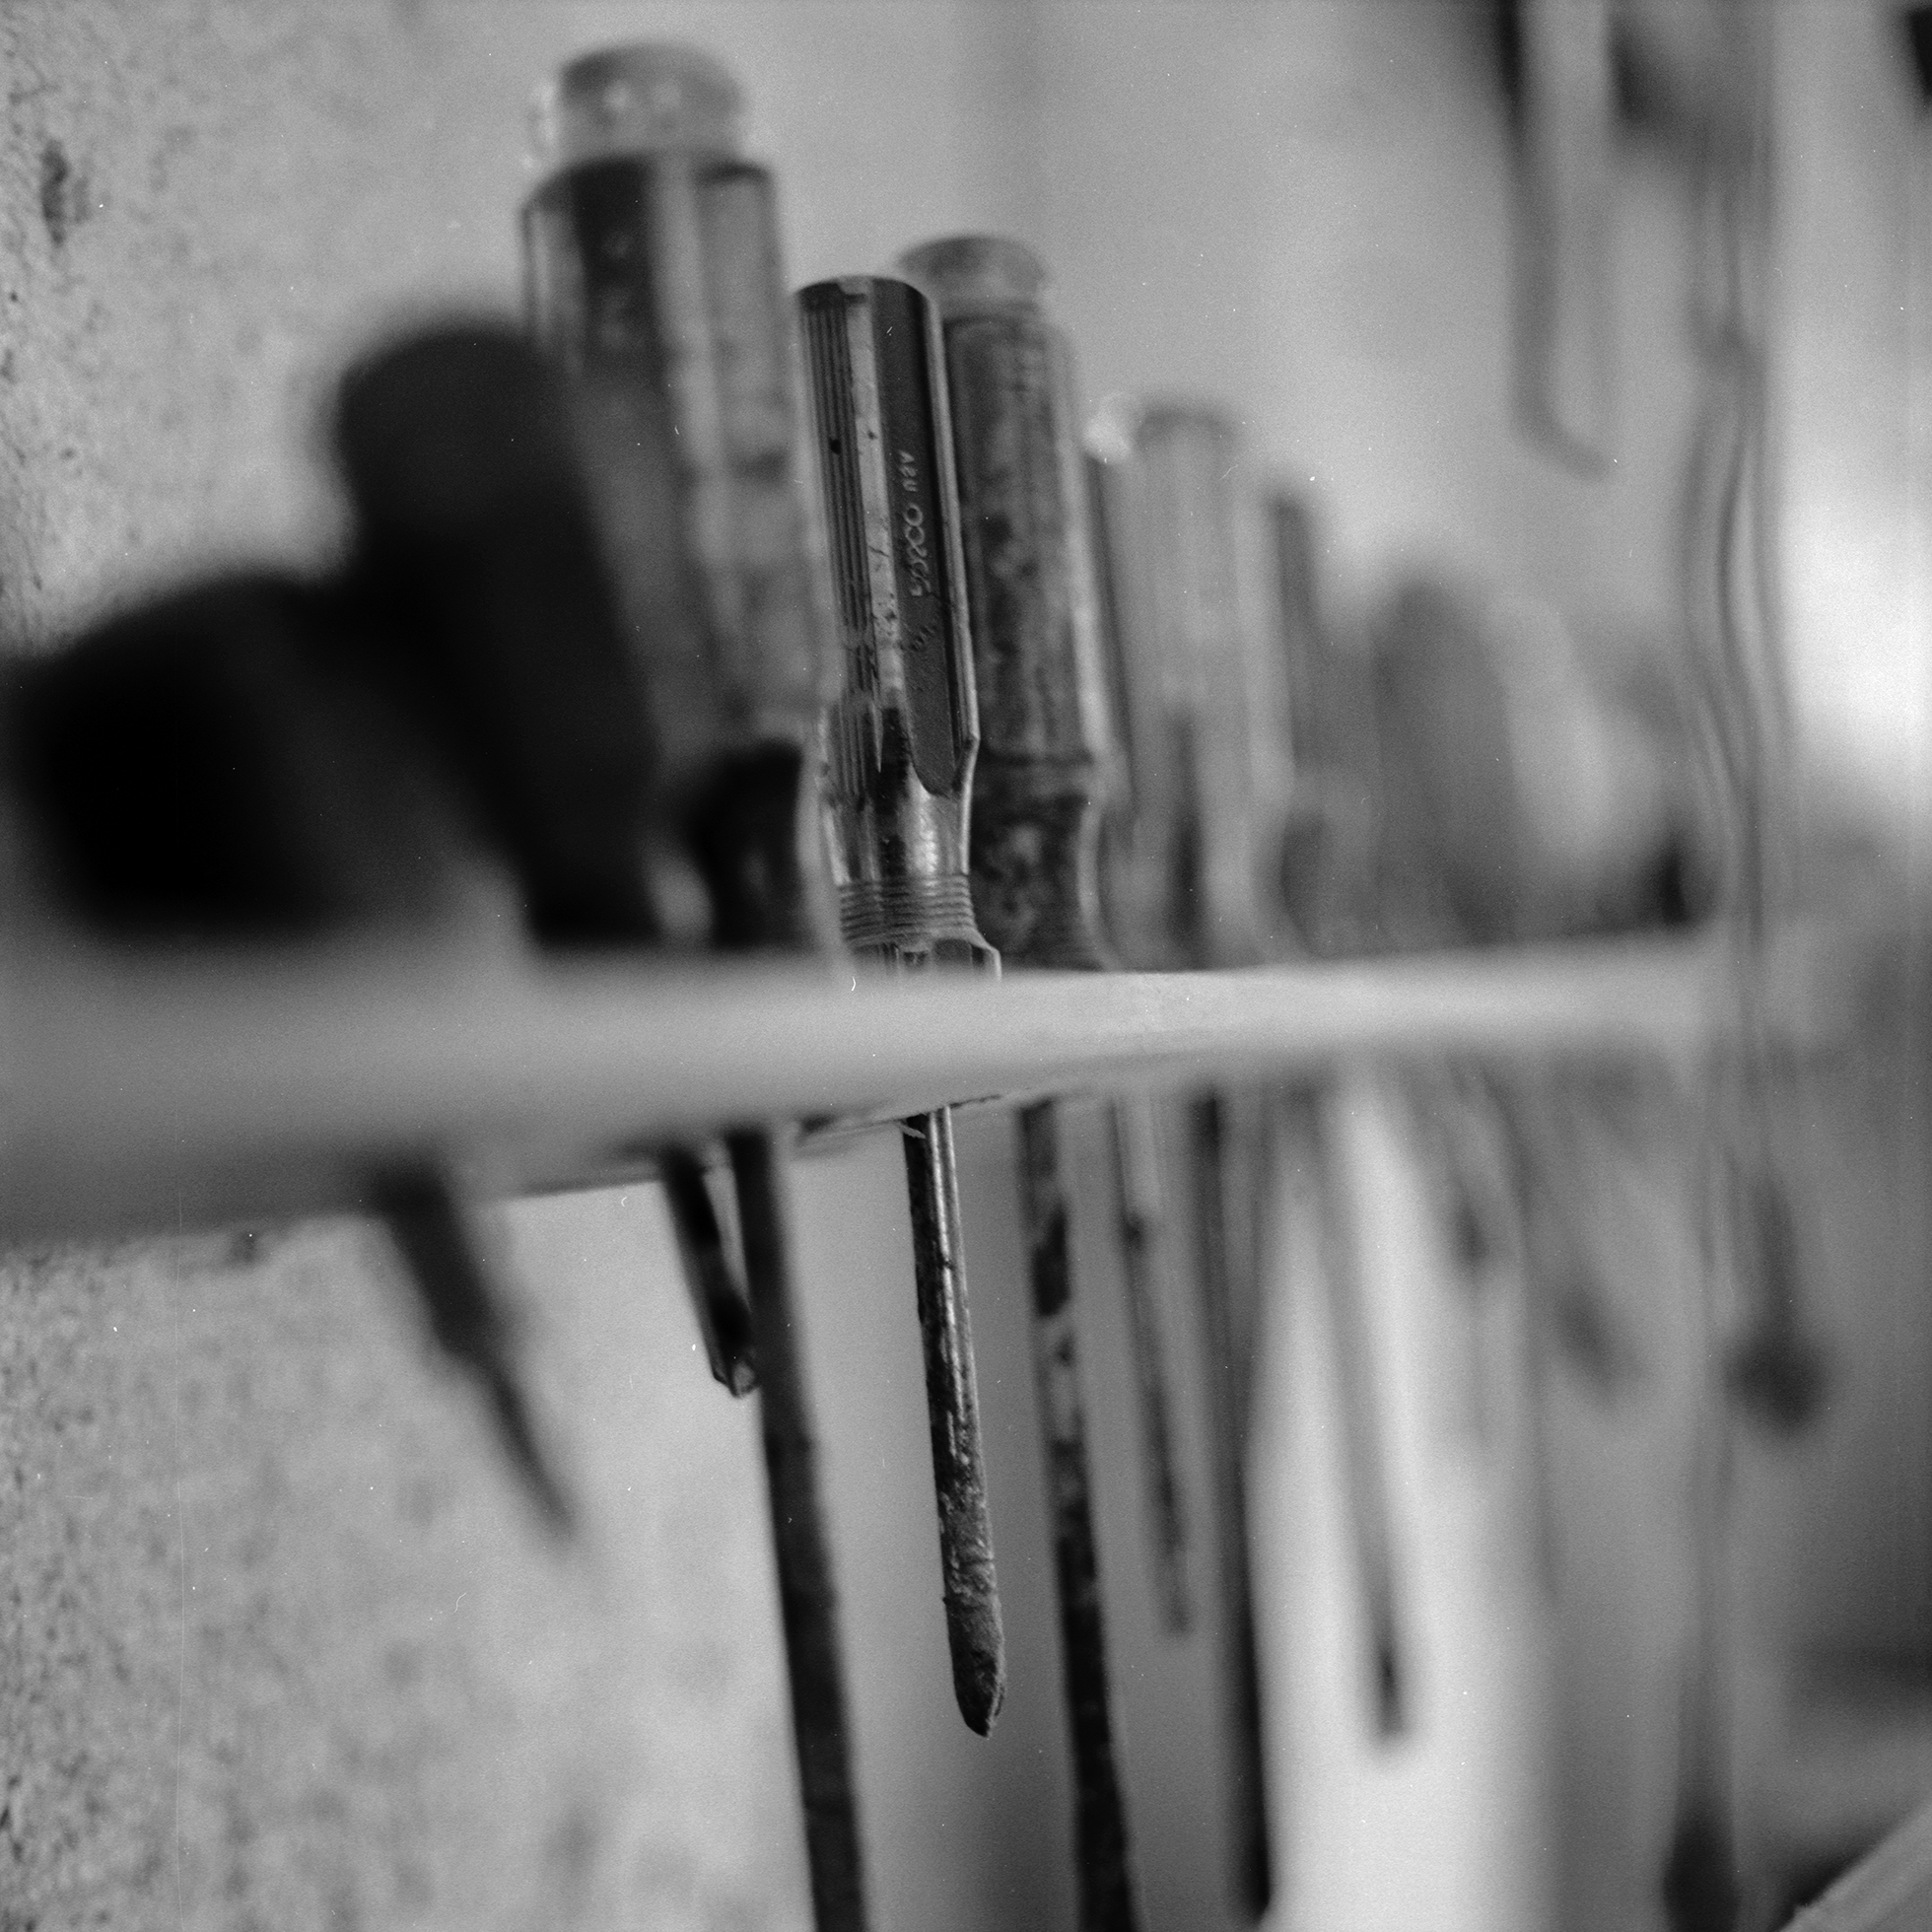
[0,4,1926,1931]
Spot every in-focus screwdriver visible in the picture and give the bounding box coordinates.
[1084,432,1196,1640]
[796,272,1006,1737]
[524,46,863,1930]
[899,234,1141,1932]
[1086,399,1277,1919]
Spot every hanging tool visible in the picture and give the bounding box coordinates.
[900,233,1141,1932]
[10,322,688,1535]
[524,44,863,1929]
[1085,428,1195,1641]
[1088,397,1290,1918]
[795,270,1006,1737]
[333,318,700,1541]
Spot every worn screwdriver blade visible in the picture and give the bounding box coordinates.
[1283,1084,1409,1741]
[729,1126,867,1931]
[375,1169,575,1537]
[1019,1101,1139,1931]
[1189,1094,1274,1920]
[1108,1094,1193,1636]
[903,1108,1005,1735]
[659,1146,758,1396]
[797,270,1006,1739]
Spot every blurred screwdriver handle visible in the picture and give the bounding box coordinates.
[523,104,835,957]
[900,238,1113,973]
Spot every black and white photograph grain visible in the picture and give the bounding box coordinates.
[0,3,1927,1928]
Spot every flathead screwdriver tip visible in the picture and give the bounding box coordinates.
[951,1593,1006,1737]
[660,1146,760,1398]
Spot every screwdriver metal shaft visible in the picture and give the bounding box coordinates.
[1106,1094,1193,1634]
[525,46,863,1930]
[797,272,1005,1737]
[902,234,1141,1932]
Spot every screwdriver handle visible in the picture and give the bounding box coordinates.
[524,48,835,953]
[796,275,994,971]
[897,237,1111,972]
[1084,439,1187,973]
[1086,400,1272,970]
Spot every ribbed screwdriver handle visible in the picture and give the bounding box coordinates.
[898,237,1111,973]
[796,276,993,971]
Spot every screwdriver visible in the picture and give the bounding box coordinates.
[794,270,1006,1737]
[1261,490,1414,1733]
[524,45,863,1929]
[899,234,1140,1932]
[1084,428,1196,1641]
[1086,399,1279,1918]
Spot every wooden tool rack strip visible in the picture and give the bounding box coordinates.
[0,925,1839,1245]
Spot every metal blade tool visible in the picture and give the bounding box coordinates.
[795,270,1007,1738]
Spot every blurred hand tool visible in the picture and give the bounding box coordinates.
[901,233,1141,1932]
[337,318,761,1406]
[796,270,1006,1737]
[1085,431,1195,1640]
[335,318,706,1539]
[1496,0,1617,470]
[7,322,693,1536]
[1271,495,1445,1736]
[1666,19,1810,1914]
[1087,396,1285,1913]
[525,45,862,1929]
